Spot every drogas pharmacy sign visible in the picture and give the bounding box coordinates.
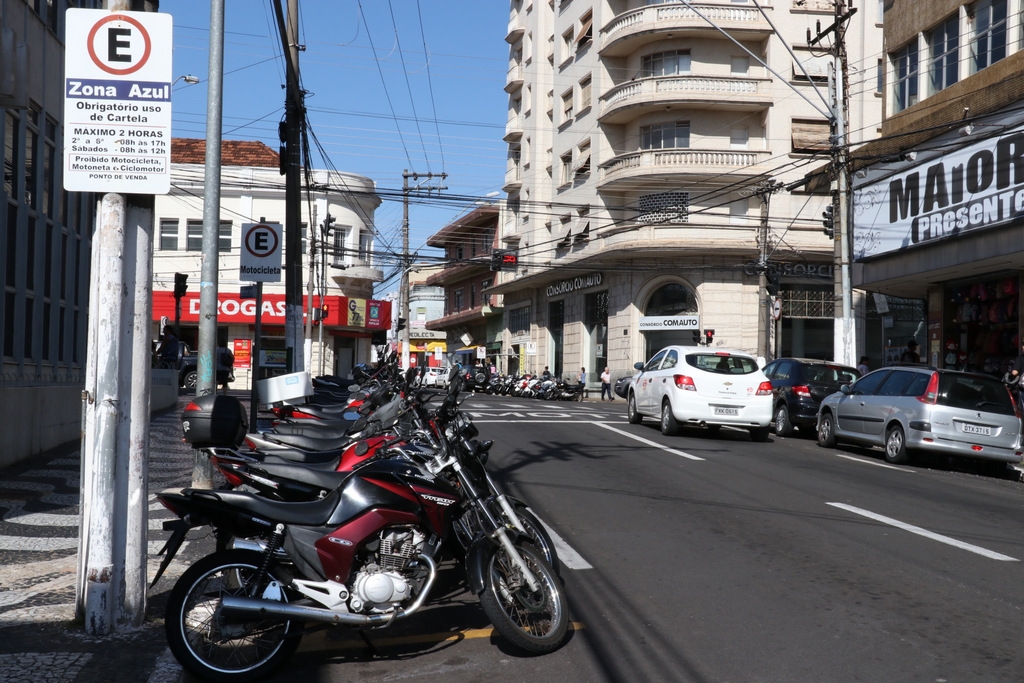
[545,272,603,297]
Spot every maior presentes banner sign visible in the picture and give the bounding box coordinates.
[852,123,1024,259]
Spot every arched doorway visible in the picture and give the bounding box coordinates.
[642,281,699,358]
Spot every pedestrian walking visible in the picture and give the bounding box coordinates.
[576,367,586,385]
[600,366,612,401]
[156,324,179,367]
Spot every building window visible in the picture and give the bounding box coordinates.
[4,110,18,197]
[453,288,464,312]
[561,27,574,63]
[892,40,919,112]
[219,221,232,253]
[25,108,38,210]
[642,50,691,77]
[574,206,590,244]
[638,191,689,224]
[509,306,531,336]
[730,127,749,150]
[970,0,1007,73]
[560,151,573,185]
[730,197,750,225]
[640,121,690,150]
[186,220,202,251]
[574,140,591,180]
[877,58,884,93]
[43,116,56,217]
[579,74,592,112]
[577,10,593,50]
[159,219,178,250]
[927,15,959,95]
[561,88,574,123]
[731,55,750,75]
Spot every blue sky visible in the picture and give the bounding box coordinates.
[168,1,510,291]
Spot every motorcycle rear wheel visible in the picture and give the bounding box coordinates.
[165,550,299,683]
[479,542,568,654]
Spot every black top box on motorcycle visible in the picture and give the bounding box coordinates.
[181,395,248,447]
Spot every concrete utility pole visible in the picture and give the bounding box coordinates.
[811,0,857,366]
[193,0,226,489]
[400,170,446,369]
[273,0,305,373]
[76,0,158,636]
[750,179,784,360]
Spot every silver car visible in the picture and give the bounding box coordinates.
[816,366,1023,464]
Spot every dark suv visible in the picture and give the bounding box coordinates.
[762,358,860,436]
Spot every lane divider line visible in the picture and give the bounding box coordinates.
[593,422,704,461]
[532,513,593,570]
[832,453,914,471]
[827,502,1019,561]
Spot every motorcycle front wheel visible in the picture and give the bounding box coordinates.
[479,542,568,654]
[165,550,299,683]
[510,503,560,573]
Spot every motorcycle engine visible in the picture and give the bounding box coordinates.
[349,526,426,613]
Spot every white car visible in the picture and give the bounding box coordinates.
[627,345,774,441]
[422,366,449,388]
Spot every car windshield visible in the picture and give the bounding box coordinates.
[687,353,759,375]
[938,374,1016,416]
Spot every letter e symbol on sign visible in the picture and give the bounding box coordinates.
[108,28,131,62]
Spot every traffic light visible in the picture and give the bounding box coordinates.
[766,269,780,297]
[396,317,407,332]
[704,329,715,345]
[490,250,519,271]
[173,272,188,298]
[692,330,702,344]
[822,204,835,239]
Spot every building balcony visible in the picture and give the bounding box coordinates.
[506,13,525,43]
[503,164,523,192]
[599,75,772,124]
[600,2,772,58]
[504,113,524,141]
[505,64,524,93]
[598,148,772,189]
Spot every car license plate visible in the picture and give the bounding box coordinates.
[961,423,991,436]
[713,406,739,416]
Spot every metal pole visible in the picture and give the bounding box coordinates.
[250,282,264,431]
[401,171,411,370]
[305,205,318,372]
[194,0,225,488]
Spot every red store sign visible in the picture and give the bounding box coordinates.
[153,291,391,329]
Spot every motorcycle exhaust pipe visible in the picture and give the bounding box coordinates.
[219,554,437,627]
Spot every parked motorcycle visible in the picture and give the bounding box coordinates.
[157,376,568,682]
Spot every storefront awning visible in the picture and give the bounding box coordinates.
[426,341,447,352]
[455,344,484,353]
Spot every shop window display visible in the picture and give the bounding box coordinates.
[946,275,1019,376]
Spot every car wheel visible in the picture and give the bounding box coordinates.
[627,394,643,424]
[884,425,910,464]
[749,425,771,442]
[773,403,794,437]
[660,401,679,436]
[817,411,836,448]
[183,370,197,390]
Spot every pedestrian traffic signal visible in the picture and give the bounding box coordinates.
[766,270,780,297]
[173,272,188,298]
[490,250,519,271]
[704,329,715,345]
[822,205,835,238]
[396,317,407,332]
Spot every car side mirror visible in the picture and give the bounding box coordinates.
[840,384,852,395]
[633,361,644,371]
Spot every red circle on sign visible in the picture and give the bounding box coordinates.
[244,224,279,257]
[87,14,152,76]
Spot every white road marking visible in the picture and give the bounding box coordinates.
[832,453,914,471]
[531,515,592,570]
[827,502,1019,561]
[593,422,704,461]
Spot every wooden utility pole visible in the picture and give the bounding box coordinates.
[400,171,446,369]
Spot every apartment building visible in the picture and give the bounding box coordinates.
[488,0,883,381]
[153,139,390,389]
[852,0,1024,373]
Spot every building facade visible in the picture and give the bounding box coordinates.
[852,0,1024,375]
[424,204,507,371]
[1,1,99,468]
[154,139,389,389]
[490,0,883,383]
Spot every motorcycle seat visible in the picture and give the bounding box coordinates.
[264,432,353,452]
[254,461,355,492]
[183,486,342,526]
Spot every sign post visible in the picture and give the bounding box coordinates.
[64,9,173,194]
[239,222,283,429]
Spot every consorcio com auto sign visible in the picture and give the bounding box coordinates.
[853,124,1024,259]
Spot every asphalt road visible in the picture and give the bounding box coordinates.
[265,394,1024,683]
